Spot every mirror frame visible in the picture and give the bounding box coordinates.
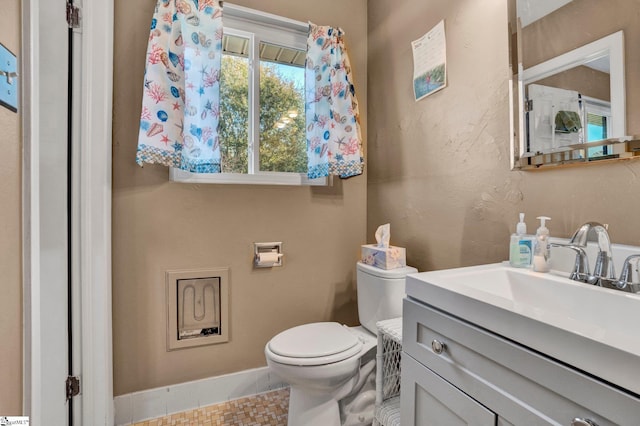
[512,30,626,169]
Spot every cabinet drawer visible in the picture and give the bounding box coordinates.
[401,353,496,425]
[403,298,640,425]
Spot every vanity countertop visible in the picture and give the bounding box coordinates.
[406,262,640,395]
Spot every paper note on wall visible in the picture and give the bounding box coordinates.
[412,20,447,101]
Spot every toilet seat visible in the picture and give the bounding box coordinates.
[267,322,363,366]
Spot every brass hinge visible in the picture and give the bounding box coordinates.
[66,376,80,400]
[66,1,81,29]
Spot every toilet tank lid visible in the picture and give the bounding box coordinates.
[357,262,418,279]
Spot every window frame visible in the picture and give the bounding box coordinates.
[170,3,327,186]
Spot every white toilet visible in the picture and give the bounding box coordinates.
[264,261,417,426]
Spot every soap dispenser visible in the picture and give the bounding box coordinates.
[509,213,533,268]
[533,216,551,272]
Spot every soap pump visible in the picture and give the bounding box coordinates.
[509,213,532,268]
[533,216,551,272]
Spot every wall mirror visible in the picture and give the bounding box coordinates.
[509,0,638,170]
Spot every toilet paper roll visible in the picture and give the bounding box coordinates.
[256,251,281,266]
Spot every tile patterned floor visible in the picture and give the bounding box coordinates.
[132,388,289,426]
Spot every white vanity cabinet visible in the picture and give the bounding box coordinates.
[401,297,640,425]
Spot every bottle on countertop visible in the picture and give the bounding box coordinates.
[509,213,533,268]
[533,216,551,272]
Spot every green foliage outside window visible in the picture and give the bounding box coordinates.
[219,55,307,174]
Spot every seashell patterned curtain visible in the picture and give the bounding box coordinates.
[136,0,224,173]
[305,23,364,179]
[135,5,364,179]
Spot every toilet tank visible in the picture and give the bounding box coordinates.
[356,262,418,335]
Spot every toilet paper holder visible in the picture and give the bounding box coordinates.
[253,242,283,268]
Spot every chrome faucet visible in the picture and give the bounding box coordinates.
[555,222,616,286]
[553,222,640,293]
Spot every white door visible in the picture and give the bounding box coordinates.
[527,83,582,153]
[23,0,114,424]
[23,0,72,424]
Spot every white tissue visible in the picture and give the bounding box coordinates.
[375,223,391,248]
[362,223,406,269]
[256,252,282,267]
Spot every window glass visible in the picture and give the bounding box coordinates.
[587,113,608,142]
[585,101,612,158]
[220,34,250,173]
[258,42,307,173]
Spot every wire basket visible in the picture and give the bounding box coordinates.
[374,317,403,426]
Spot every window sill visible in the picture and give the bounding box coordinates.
[169,168,328,186]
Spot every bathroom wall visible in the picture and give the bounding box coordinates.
[112,0,368,395]
[0,0,22,415]
[367,0,640,274]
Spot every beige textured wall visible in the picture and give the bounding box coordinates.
[0,0,22,415]
[367,0,640,275]
[112,0,367,395]
[368,0,514,271]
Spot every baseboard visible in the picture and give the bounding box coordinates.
[114,367,286,425]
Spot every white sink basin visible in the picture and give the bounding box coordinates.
[406,262,640,394]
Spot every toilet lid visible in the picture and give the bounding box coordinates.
[267,322,362,366]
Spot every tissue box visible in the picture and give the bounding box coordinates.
[361,245,406,270]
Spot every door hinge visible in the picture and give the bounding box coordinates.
[66,375,80,400]
[524,99,533,112]
[66,2,81,29]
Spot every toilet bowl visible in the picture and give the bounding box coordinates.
[264,262,417,426]
[265,323,377,425]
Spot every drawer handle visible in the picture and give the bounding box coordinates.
[571,418,599,426]
[431,339,447,354]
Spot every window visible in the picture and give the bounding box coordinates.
[170,4,326,185]
[587,113,608,141]
[583,97,612,159]
[219,35,306,174]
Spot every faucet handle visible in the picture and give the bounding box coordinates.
[550,243,589,282]
[616,254,640,291]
